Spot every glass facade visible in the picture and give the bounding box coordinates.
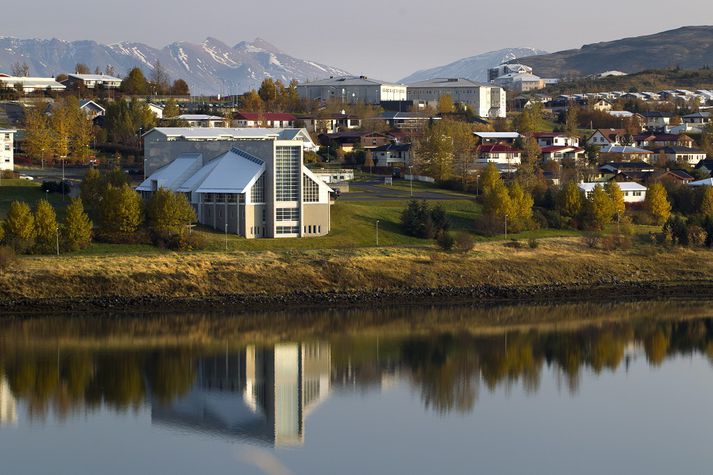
[251,173,265,203]
[276,226,299,235]
[303,174,320,202]
[275,146,300,202]
[276,208,300,221]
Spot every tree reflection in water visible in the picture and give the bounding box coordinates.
[2,311,713,425]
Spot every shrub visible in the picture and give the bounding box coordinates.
[145,189,196,234]
[436,231,455,251]
[583,232,601,249]
[94,229,150,245]
[98,183,143,233]
[473,214,503,236]
[688,225,706,246]
[504,239,524,249]
[33,199,58,254]
[528,238,539,249]
[149,228,206,251]
[454,233,474,253]
[602,233,632,251]
[0,245,16,272]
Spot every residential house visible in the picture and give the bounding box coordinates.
[641,112,672,132]
[493,73,546,93]
[320,131,392,154]
[311,169,355,184]
[298,113,361,134]
[648,146,707,165]
[474,132,521,144]
[654,169,694,184]
[599,145,654,163]
[587,129,627,147]
[233,112,297,128]
[597,161,655,182]
[634,133,694,148]
[591,99,613,112]
[405,78,507,118]
[488,64,533,82]
[377,111,440,131]
[541,145,586,162]
[533,132,579,148]
[0,129,15,171]
[579,182,647,203]
[0,76,65,93]
[79,99,106,119]
[477,144,522,166]
[682,112,711,125]
[695,159,713,175]
[147,103,164,119]
[169,114,227,128]
[297,76,406,105]
[373,143,412,167]
[138,138,332,239]
[63,73,122,90]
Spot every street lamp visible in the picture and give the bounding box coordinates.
[409,166,413,197]
[56,225,60,256]
[376,220,380,246]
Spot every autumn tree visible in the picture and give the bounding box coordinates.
[63,198,93,251]
[565,104,579,138]
[605,181,626,221]
[437,95,455,113]
[98,184,143,233]
[700,186,713,218]
[145,188,196,234]
[162,98,180,118]
[448,121,476,186]
[557,181,584,221]
[258,78,277,104]
[239,90,264,112]
[584,184,614,230]
[150,60,171,95]
[170,79,190,96]
[508,182,534,232]
[645,182,672,225]
[517,136,541,192]
[2,201,35,252]
[414,121,454,181]
[516,102,544,134]
[121,68,149,95]
[23,107,52,162]
[33,199,58,254]
[479,162,500,195]
[80,167,103,211]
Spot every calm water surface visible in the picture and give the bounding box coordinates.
[1,301,713,474]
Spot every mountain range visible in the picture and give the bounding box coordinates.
[399,48,547,84]
[510,26,713,78]
[0,37,350,96]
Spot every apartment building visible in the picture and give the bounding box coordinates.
[297,76,407,105]
[0,129,15,171]
[405,78,507,118]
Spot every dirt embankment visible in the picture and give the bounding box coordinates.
[1,238,711,314]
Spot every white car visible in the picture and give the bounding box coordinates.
[18,175,34,181]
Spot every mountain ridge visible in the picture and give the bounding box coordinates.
[0,36,350,95]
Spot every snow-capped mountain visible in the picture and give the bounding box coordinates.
[0,36,350,95]
[399,48,547,84]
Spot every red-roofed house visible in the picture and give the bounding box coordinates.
[233,112,297,128]
[477,144,522,166]
[587,128,627,146]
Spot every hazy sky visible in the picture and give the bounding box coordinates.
[3,0,713,81]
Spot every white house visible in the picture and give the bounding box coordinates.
[0,129,15,171]
[148,103,164,119]
[541,146,586,162]
[170,114,227,128]
[64,73,122,90]
[649,146,707,165]
[477,144,522,166]
[0,76,65,93]
[79,99,106,119]
[579,182,647,203]
[233,112,297,128]
[533,132,579,147]
[373,143,412,166]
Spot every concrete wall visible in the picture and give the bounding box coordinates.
[302,203,331,236]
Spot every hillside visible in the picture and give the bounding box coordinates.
[0,36,349,96]
[512,26,713,78]
[400,48,546,83]
[543,68,713,95]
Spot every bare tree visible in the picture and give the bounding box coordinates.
[150,60,170,95]
[11,61,30,77]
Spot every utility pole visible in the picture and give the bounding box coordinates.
[376,220,380,246]
[56,226,60,256]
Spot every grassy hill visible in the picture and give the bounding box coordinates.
[515,26,713,79]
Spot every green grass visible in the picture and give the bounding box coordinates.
[0,180,69,220]
[375,180,475,198]
[192,199,483,251]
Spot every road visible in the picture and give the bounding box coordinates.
[340,178,475,202]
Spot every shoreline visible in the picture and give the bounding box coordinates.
[1,280,711,316]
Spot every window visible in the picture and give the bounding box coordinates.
[276,208,300,221]
[318,225,321,233]
[3,145,9,151]
[276,226,299,234]
[204,193,214,203]
[251,173,265,203]
[262,209,266,223]
[275,146,300,201]
[303,174,320,202]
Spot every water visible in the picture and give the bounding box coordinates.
[1,301,713,474]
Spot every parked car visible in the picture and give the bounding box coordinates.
[18,175,34,181]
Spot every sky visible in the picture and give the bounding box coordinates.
[3,0,713,81]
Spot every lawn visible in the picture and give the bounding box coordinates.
[0,179,70,220]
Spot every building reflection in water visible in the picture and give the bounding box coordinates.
[0,376,18,426]
[151,342,331,446]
